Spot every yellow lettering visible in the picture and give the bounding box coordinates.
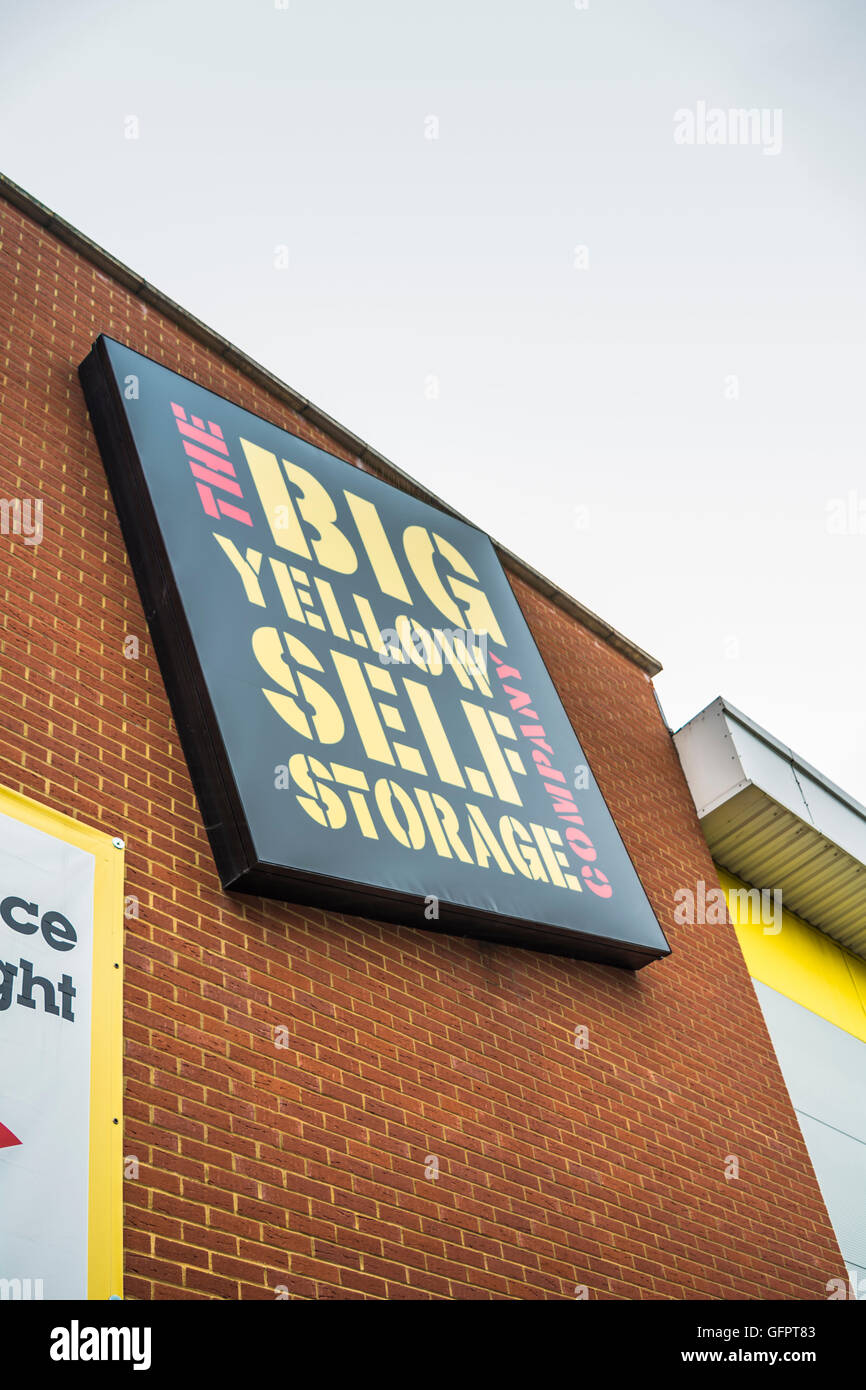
[462,701,524,805]
[499,816,549,881]
[344,491,412,601]
[403,526,505,645]
[252,628,345,743]
[283,460,357,574]
[435,533,506,645]
[414,788,473,862]
[465,804,514,874]
[239,438,312,559]
[330,763,378,837]
[213,533,266,606]
[331,650,395,764]
[374,778,426,850]
[288,753,346,829]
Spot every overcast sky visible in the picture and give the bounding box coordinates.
[2,0,865,801]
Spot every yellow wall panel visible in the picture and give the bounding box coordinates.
[719,867,866,1044]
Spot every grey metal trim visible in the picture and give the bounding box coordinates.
[674,697,866,957]
[712,697,866,823]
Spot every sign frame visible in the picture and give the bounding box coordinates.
[80,335,670,970]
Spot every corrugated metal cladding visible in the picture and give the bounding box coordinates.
[674,699,866,959]
[706,790,866,959]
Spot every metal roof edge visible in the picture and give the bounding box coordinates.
[676,696,866,826]
[0,170,662,679]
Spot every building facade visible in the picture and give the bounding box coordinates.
[675,698,866,1300]
[0,174,848,1300]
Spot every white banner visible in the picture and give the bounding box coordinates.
[0,791,123,1300]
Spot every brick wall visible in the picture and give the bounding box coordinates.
[0,194,845,1299]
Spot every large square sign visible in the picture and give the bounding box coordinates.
[80,337,670,968]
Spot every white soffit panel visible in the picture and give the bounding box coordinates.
[674,699,866,958]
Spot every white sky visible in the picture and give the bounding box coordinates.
[2,0,865,800]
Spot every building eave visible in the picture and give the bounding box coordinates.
[674,697,866,958]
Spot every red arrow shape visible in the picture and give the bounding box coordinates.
[0,1121,21,1149]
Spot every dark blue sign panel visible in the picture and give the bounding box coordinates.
[80,337,670,968]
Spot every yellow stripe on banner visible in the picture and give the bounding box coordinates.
[718,866,866,1044]
[0,785,124,1300]
[88,817,125,1301]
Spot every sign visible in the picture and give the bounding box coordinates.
[80,336,670,969]
[0,786,123,1299]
